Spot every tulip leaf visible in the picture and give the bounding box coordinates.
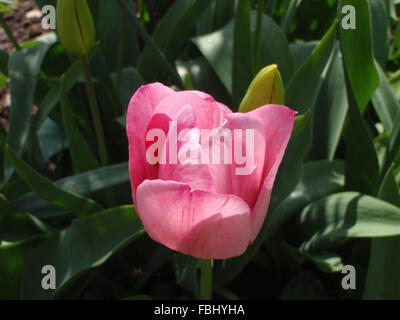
[60,76,100,174]
[5,34,57,179]
[97,0,140,72]
[372,65,400,133]
[117,0,183,87]
[138,0,194,81]
[292,109,311,139]
[192,20,234,93]
[344,87,379,195]
[193,11,294,96]
[338,0,380,112]
[31,51,84,134]
[280,0,303,35]
[290,41,318,71]
[196,1,215,35]
[111,67,144,113]
[137,0,213,83]
[367,0,391,68]
[295,192,400,253]
[363,166,400,300]
[265,160,345,239]
[389,112,400,165]
[8,162,130,218]
[233,0,254,109]
[281,242,344,274]
[5,145,103,219]
[173,254,199,297]
[381,110,400,193]
[309,49,348,160]
[0,205,144,299]
[0,49,8,76]
[36,118,66,163]
[286,20,337,114]
[255,13,295,85]
[214,0,235,30]
[176,57,230,105]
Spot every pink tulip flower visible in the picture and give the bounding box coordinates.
[127,82,295,259]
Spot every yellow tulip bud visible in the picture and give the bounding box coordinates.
[56,0,96,57]
[238,64,285,113]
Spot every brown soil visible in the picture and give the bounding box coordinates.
[0,0,45,54]
[0,0,48,133]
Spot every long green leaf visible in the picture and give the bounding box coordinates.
[265,160,345,239]
[117,0,183,87]
[310,49,348,160]
[256,14,294,85]
[32,57,83,133]
[296,192,400,253]
[0,205,144,299]
[176,57,230,104]
[60,76,100,173]
[97,0,139,72]
[338,0,380,112]
[8,163,129,217]
[214,0,235,29]
[138,0,215,82]
[5,145,103,218]
[381,112,400,178]
[367,0,391,68]
[111,67,144,113]
[233,0,254,108]
[363,166,400,299]
[345,86,379,195]
[193,11,294,95]
[371,65,400,133]
[0,49,8,75]
[192,20,235,94]
[289,41,318,71]
[5,34,56,178]
[286,21,337,113]
[280,0,303,34]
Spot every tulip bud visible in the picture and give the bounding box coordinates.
[56,0,96,57]
[238,64,285,113]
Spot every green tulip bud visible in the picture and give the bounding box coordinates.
[56,0,96,57]
[238,64,285,113]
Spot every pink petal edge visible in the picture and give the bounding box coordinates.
[136,179,252,259]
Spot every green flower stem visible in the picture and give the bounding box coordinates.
[0,13,21,51]
[200,259,213,300]
[80,57,109,166]
[254,0,264,71]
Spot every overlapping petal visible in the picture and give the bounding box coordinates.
[246,105,296,240]
[127,82,174,201]
[136,179,252,259]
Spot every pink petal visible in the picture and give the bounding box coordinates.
[159,105,215,192]
[136,179,252,259]
[148,91,231,131]
[127,83,175,201]
[205,113,267,208]
[248,104,296,241]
